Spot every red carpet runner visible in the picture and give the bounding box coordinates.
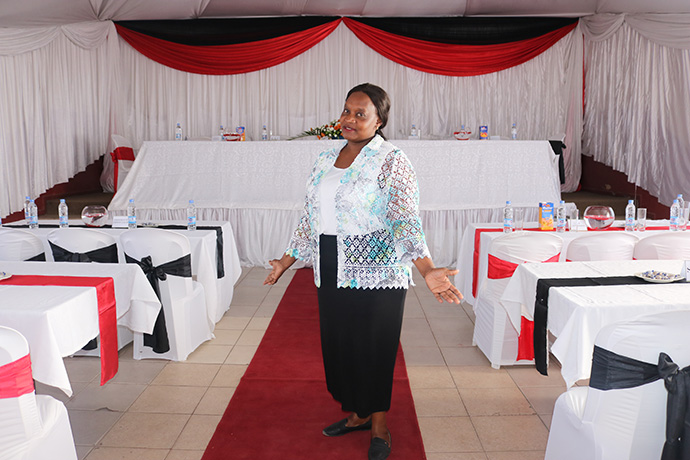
[202,268,426,459]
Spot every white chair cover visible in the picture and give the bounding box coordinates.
[545,310,690,460]
[47,228,118,258]
[565,232,638,261]
[100,134,136,193]
[0,326,77,460]
[120,228,212,361]
[633,232,690,260]
[0,229,45,261]
[473,232,563,368]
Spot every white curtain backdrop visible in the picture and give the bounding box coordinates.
[581,14,690,206]
[0,20,582,218]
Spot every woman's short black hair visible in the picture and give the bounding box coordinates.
[346,83,391,140]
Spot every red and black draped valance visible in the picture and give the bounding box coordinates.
[115,16,579,76]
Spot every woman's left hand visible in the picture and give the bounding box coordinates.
[424,268,463,304]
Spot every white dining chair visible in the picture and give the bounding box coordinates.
[545,309,690,460]
[565,232,638,261]
[633,231,690,259]
[100,134,136,193]
[0,228,46,261]
[0,326,77,460]
[47,228,119,263]
[473,232,563,368]
[120,228,212,361]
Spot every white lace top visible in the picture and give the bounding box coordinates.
[286,135,430,289]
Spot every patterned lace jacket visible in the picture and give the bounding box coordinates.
[286,135,430,289]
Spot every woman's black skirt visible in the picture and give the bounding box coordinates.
[317,234,406,418]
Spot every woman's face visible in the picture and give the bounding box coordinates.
[339,91,381,143]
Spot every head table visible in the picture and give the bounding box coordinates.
[108,139,562,267]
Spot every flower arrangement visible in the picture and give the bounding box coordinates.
[290,120,343,140]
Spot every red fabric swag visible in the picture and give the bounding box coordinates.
[0,354,34,398]
[115,20,340,75]
[343,17,578,76]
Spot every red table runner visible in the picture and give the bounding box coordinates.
[0,275,118,385]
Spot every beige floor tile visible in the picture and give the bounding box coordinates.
[184,344,232,364]
[230,286,269,306]
[35,380,88,404]
[207,328,242,345]
[165,450,205,460]
[486,451,546,460]
[100,412,190,449]
[506,365,565,388]
[449,366,516,389]
[210,364,248,387]
[85,447,169,460]
[68,409,123,446]
[151,363,220,386]
[254,303,279,317]
[76,445,93,460]
[427,454,487,460]
[224,345,258,364]
[214,315,250,330]
[236,329,266,346]
[403,303,426,318]
[441,347,491,367]
[418,416,483,453]
[67,382,147,411]
[106,360,167,385]
[428,317,475,347]
[401,318,437,347]
[129,385,206,414]
[538,413,553,430]
[224,305,259,317]
[407,366,456,389]
[459,387,534,416]
[520,386,565,415]
[461,302,476,323]
[65,356,102,383]
[422,303,468,319]
[401,346,446,366]
[173,414,223,450]
[412,388,467,417]
[195,387,236,415]
[246,316,272,330]
[471,415,548,452]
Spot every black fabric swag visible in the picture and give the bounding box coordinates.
[49,241,119,264]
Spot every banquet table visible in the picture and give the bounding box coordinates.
[456,220,671,304]
[0,262,160,396]
[107,139,562,267]
[499,259,690,387]
[7,220,242,324]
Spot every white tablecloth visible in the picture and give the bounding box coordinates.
[500,259,690,387]
[0,262,161,396]
[456,220,670,304]
[13,221,241,324]
[108,140,562,267]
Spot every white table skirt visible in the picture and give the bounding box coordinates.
[13,220,241,324]
[107,139,562,267]
[456,220,670,304]
[500,259,689,387]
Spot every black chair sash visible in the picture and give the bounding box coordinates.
[25,252,46,261]
[124,253,192,354]
[49,241,119,263]
[590,346,690,460]
[158,225,225,279]
[534,275,669,375]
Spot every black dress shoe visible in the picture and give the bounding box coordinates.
[322,418,372,437]
[368,432,391,460]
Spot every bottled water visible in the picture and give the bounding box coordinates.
[503,200,514,233]
[127,199,137,229]
[670,199,680,231]
[175,123,183,141]
[23,196,31,223]
[58,199,69,228]
[624,200,635,232]
[27,199,38,229]
[511,123,518,140]
[261,125,269,141]
[556,200,566,233]
[410,124,417,138]
[187,200,197,231]
[677,194,685,230]
[219,125,225,137]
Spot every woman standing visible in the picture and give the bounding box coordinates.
[264,83,462,460]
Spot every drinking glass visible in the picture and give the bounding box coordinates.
[514,208,524,232]
[636,208,647,232]
[682,203,690,231]
[568,208,580,231]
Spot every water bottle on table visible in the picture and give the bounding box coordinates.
[624,200,635,232]
[556,200,566,233]
[511,123,518,140]
[503,201,514,233]
[187,200,197,231]
[23,196,31,223]
[262,125,269,141]
[678,194,686,230]
[127,199,137,229]
[670,199,680,231]
[27,199,38,229]
[58,199,69,228]
[175,123,183,141]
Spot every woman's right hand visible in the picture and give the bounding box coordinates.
[263,256,295,285]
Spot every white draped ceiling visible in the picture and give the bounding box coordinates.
[1,11,690,218]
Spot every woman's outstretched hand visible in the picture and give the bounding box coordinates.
[424,268,463,304]
[264,254,297,285]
